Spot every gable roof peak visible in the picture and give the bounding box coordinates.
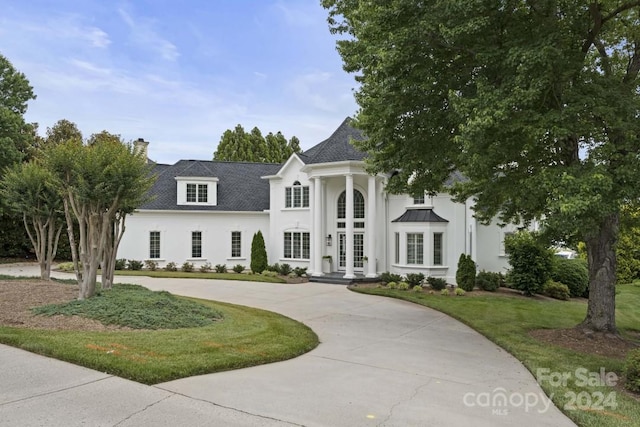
[302,117,367,165]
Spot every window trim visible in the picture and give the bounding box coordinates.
[231,231,242,258]
[406,233,424,265]
[433,232,443,266]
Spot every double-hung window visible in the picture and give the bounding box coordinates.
[192,231,202,258]
[186,184,208,203]
[433,232,443,265]
[231,231,241,258]
[285,181,309,208]
[407,233,424,265]
[149,231,160,259]
[284,232,310,259]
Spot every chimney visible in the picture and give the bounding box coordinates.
[134,138,149,163]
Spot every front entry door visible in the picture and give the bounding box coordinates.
[338,232,364,271]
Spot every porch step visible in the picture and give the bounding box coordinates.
[309,273,379,285]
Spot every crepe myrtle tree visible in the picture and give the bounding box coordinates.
[45,132,155,299]
[324,0,640,333]
[0,161,63,279]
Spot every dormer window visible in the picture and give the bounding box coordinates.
[187,183,208,203]
[176,176,218,206]
[413,194,425,205]
[285,181,309,208]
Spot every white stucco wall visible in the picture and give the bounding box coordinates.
[117,210,269,270]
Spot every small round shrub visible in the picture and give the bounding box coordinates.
[181,262,194,272]
[294,267,307,277]
[412,285,423,292]
[57,262,74,272]
[397,282,410,290]
[551,257,588,297]
[476,270,500,292]
[164,262,178,272]
[455,288,466,296]
[427,276,447,291]
[543,281,570,301]
[278,263,292,276]
[128,260,143,270]
[387,281,398,289]
[440,288,450,296]
[114,259,127,270]
[144,260,158,271]
[214,264,227,273]
[232,264,245,273]
[380,271,403,284]
[200,262,212,273]
[624,349,640,393]
[504,232,553,296]
[406,273,425,287]
[261,270,278,277]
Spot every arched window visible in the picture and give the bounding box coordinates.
[337,190,365,220]
[285,181,309,208]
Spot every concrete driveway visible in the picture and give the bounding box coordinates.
[0,264,575,426]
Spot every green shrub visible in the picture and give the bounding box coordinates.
[232,264,245,273]
[380,271,403,284]
[542,281,570,301]
[505,231,553,296]
[454,288,466,296]
[164,261,177,272]
[440,288,450,296]
[278,263,292,276]
[294,267,307,277]
[181,262,194,272]
[200,262,212,273]
[397,282,410,290]
[551,257,588,297]
[261,270,279,277]
[624,349,640,393]
[412,285,423,292]
[144,260,158,271]
[476,270,500,292]
[456,254,476,291]
[427,276,447,291]
[128,260,143,271]
[406,272,425,287]
[115,259,127,270]
[267,263,280,273]
[57,262,74,272]
[387,281,398,289]
[250,231,268,274]
[214,264,227,273]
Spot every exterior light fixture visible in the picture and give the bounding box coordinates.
[326,234,332,246]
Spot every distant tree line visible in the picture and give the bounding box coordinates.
[213,125,301,163]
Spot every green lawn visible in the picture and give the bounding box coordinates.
[350,284,640,427]
[113,269,287,283]
[0,282,318,384]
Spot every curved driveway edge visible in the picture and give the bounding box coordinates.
[0,264,576,426]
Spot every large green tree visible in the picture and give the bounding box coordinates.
[324,1,640,333]
[46,133,155,299]
[213,125,301,163]
[0,53,37,257]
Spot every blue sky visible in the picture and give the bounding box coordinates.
[0,0,358,164]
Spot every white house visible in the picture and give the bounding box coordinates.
[118,118,518,283]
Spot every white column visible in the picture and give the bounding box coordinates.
[312,177,324,276]
[344,174,355,279]
[366,175,377,278]
[308,178,316,276]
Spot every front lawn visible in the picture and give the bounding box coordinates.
[0,280,318,384]
[113,269,288,283]
[350,284,640,427]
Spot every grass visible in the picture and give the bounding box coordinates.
[112,269,287,283]
[0,282,318,384]
[33,284,224,329]
[350,284,640,427]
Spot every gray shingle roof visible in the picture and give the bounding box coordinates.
[299,117,367,164]
[141,160,281,211]
[391,209,449,223]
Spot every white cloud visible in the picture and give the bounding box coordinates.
[86,27,111,48]
[117,8,179,61]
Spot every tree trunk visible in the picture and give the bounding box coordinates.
[580,213,618,334]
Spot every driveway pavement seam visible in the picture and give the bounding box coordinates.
[0,375,112,407]
[113,394,173,426]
